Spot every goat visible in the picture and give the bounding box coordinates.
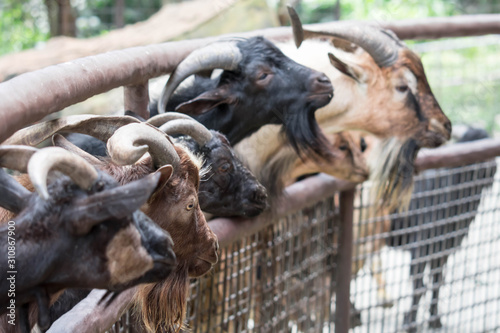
[4,118,218,332]
[239,130,370,197]
[150,35,334,158]
[63,112,269,217]
[387,127,497,332]
[239,7,452,210]
[0,145,176,333]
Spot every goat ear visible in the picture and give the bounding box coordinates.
[65,173,161,235]
[328,52,363,83]
[0,169,30,213]
[153,165,173,194]
[175,87,235,115]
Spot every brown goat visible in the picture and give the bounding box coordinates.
[55,125,218,332]
[285,131,370,185]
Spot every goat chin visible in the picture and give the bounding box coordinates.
[134,263,190,333]
[368,137,418,212]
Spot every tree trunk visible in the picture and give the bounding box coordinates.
[44,0,59,36]
[57,0,76,37]
[277,0,300,26]
[334,0,341,20]
[114,0,125,28]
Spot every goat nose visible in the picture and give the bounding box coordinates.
[316,73,330,84]
[444,120,452,135]
[252,185,268,203]
[310,72,333,94]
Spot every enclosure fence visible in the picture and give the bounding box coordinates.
[102,140,500,333]
[1,14,499,333]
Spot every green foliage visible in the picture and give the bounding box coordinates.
[0,0,49,56]
[420,41,500,134]
[77,0,163,37]
[297,0,460,24]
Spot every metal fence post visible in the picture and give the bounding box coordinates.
[124,82,149,120]
[336,189,355,333]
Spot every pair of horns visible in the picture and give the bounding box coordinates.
[106,122,180,168]
[108,113,217,167]
[3,115,182,170]
[147,112,213,147]
[0,145,98,200]
[158,42,243,113]
[287,6,403,68]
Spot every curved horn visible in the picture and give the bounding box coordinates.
[146,112,196,127]
[28,147,99,200]
[3,115,140,146]
[158,42,243,113]
[106,123,180,169]
[288,6,402,67]
[0,145,39,173]
[147,112,213,147]
[160,119,213,147]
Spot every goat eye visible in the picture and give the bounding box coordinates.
[396,85,409,93]
[186,203,194,211]
[258,73,268,80]
[360,138,367,152]
[219,163,231,173]
[339,145,348,151]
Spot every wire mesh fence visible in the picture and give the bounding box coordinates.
[351,158,499,333]
[107,157,500,333]
[184,196,340,333]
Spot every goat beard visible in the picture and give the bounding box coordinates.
[368,138,419,213]
[281,105,331,161]
[134,263,189,333]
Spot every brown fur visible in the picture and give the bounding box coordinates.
[87,146,217,332]
[286,131,370,185]
[106,224,154,285]
[240,39,451,213]
[3,143,214,332]
[134,264,190,333]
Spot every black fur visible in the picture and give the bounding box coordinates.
[151,36,333,158]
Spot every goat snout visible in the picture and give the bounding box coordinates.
[307,71,333,108]
[251,184,268,204]
[310,72,333,94]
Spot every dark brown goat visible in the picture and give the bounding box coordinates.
[0,146,176,333]
[5,118,219,332]
[148,112,268,217]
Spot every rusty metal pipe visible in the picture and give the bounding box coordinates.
[335,188,355,333]
[124,82,150,120]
